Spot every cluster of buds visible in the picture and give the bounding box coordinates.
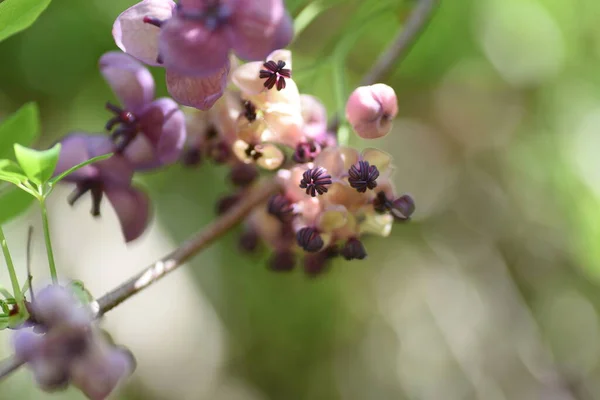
[13,286,133,399]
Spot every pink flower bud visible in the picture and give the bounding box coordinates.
[345,84,398,139]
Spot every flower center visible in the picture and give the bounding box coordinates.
[176,1,231,31]
[259,60,291,91]
[105,102,140,153]
[299,167,332,197]
[348,161,379,193]
[67,180,104,217]
[244,144,263,161]
[293,142,320,164]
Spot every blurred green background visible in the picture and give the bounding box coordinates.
[3,0,600,398]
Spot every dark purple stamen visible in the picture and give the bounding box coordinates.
[142,16,165,28]
[373,192,415,221]
[244,144,263,161]
[296,227,324,253]
[348,161,379,193]
[239,228,259,253]
[67,180,104,217]
[303,246,339,277]
[105,102,139,153]
[243,101,257,122]
[207,140,231,164]
[229,163,259,187]
[269,249,296,272]
[341,238,367,260]
[259,60,291,91]
[181,145,203,167]
[267,194,294,222]
[293,142,321,164]
[299,167,332,197]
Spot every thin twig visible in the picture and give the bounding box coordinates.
[328,0,439,131]
[0,178,282,380]
[359,0,440,86]
[0,357,22,379]
[94,178,280,316]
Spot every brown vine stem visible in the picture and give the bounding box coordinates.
[359,0,440,86]
[0,178,281,380]
[328,0,440,131]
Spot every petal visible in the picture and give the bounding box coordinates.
[297,197,321,224]
[54,134,116,182]
[113,0,175,66]
[255,143,284,170]
[166,61,230,110]
[339,146,360,171]
[232,140,253,164]
[313,147,344,178]
[99,51,155,113]
[316,205,348,232]
[360,148,392,173]
[231,61,265,96]
[267,49,292,69]
[262,110,303,148]
[281,165,309,202]
[105,185,151,242]
[359,211,393,237]
[123,135,160,171]
[300,94,327,139]
[159,15,231,76]
[230,0,285,60]
[236,117,267,144]
[325,181,369,211]
[138,97,186,165]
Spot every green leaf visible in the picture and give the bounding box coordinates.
[50,152,113,185]
[68,280,94,304]
[0,102,39,159]
[14,143,61,185]
[0,0,52,43]
[0,316,8,330]
[0,184,35,224]
[0,159,28,185]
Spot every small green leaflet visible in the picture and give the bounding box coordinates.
[14,143,61,186]
[0,0,52,42]
[0,102,39,159]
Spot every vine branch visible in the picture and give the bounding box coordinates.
[359,0,440,86]
[0,178,282,380]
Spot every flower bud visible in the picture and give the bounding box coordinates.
[345,84,398,139]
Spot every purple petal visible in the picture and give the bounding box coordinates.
[159,14,231,76]
[113,0,175,66]
[123,134,159,171]
[105,185,151,242]
[54,134,115,182]
[129,97,186,166]
[230,0,288,60]
[165,60,230,110]
[99,51,155,113]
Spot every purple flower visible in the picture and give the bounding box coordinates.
[54,134,151,243]
[158,0,293,77]
[100,51,186,168]
[113,0,286,110]
[13,285,134,399]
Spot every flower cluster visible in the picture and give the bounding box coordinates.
[13,286,133,399]
[177,49,413,275]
